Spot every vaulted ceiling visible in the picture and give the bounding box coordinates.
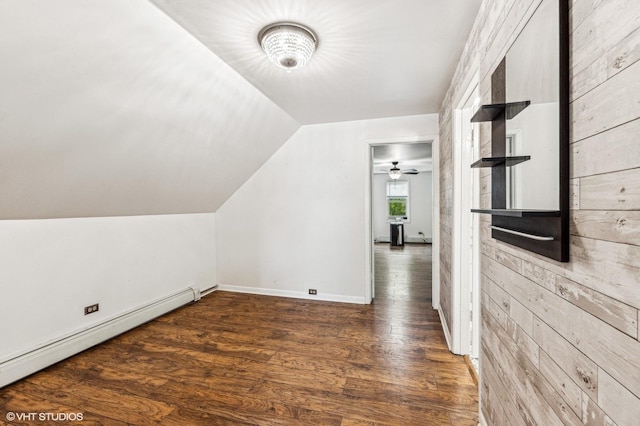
[0,0,481,219]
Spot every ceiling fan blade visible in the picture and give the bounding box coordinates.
[401,169,419,174]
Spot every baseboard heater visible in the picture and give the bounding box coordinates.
[0,285,217,388]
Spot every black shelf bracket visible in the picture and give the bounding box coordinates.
[470,156,531,168]
[470,101,531,122]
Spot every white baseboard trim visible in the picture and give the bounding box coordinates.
[218,284,367,304]
[437,306,453,353]
[0,287,202,388]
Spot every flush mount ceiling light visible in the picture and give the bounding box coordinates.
[389,162,402,180]
[258,22,318,70]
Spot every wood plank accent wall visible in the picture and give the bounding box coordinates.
[439,88,454,333]
[439,0,640,424]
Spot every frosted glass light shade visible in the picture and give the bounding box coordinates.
[388,168,402,180]
[259,23,317,70]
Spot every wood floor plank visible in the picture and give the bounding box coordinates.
[0,244,478,425]
[75,344,260,395]
[215,328,353,360]
[449,409,482,426]
[150,380,343,426]
[249,378,454,425]
[339,419,380,426]
[0,390,122,426]
[14,374,175,424]
[342,377,478,414]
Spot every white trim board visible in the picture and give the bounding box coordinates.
[450,74,481,356]
[364,135,440,307]
[218,285,367,304]
[479,409,488,426]
[437,306,453,352]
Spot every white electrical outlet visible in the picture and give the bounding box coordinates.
[84,303,99,315]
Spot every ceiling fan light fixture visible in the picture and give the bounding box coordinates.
[389,162,402,180]
[259,22,318,70]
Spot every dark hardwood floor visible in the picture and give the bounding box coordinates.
[0,243,478,425]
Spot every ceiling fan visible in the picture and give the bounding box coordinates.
[388,161,419,179]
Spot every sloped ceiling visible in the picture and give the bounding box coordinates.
[151,0,482,124]
[0,0,299,219]
[0,0,481,219]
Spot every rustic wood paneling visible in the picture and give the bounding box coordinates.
[572,59,640,143]
[509,297,534,336]
[521,259,557,292]
[487,275,511,314]
[568,236,640,308]
[440,0,640,423]
[570,0,605,31]
[571,210,640,246]
[505,317,540,368]
[571,118,640,178]
[539,350,582,418]
[439,105,455,334]
[488,255,640,397]
[483,312,575,425]
[579,167,640,210]
[555,276,638,338]
[495,248,522,274]
[597,368,640,426]
[581,391,616,426]
[482,350,528,426]
[571,22,640,102]
[571,0,640,74]
[533,317,599,398]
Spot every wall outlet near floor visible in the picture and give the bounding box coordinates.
[308,289,317,295]
[84,303,99,315]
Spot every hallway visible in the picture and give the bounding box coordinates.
[372,243,478,424]
[0,244,477,425]
[374,242,433,303]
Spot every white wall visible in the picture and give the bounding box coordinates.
[372,173,433,242]
[0,213,216,361]
[216,114,438,303]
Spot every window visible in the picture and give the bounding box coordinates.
[386,180,409,221]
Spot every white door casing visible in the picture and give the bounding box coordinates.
[364,136,439,305]
[451,76,481,355]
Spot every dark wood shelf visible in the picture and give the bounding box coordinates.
[470,156,531,168]
[470,101,531,122]
[471,209,561,217]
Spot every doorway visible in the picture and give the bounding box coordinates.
[364,137,439,304]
